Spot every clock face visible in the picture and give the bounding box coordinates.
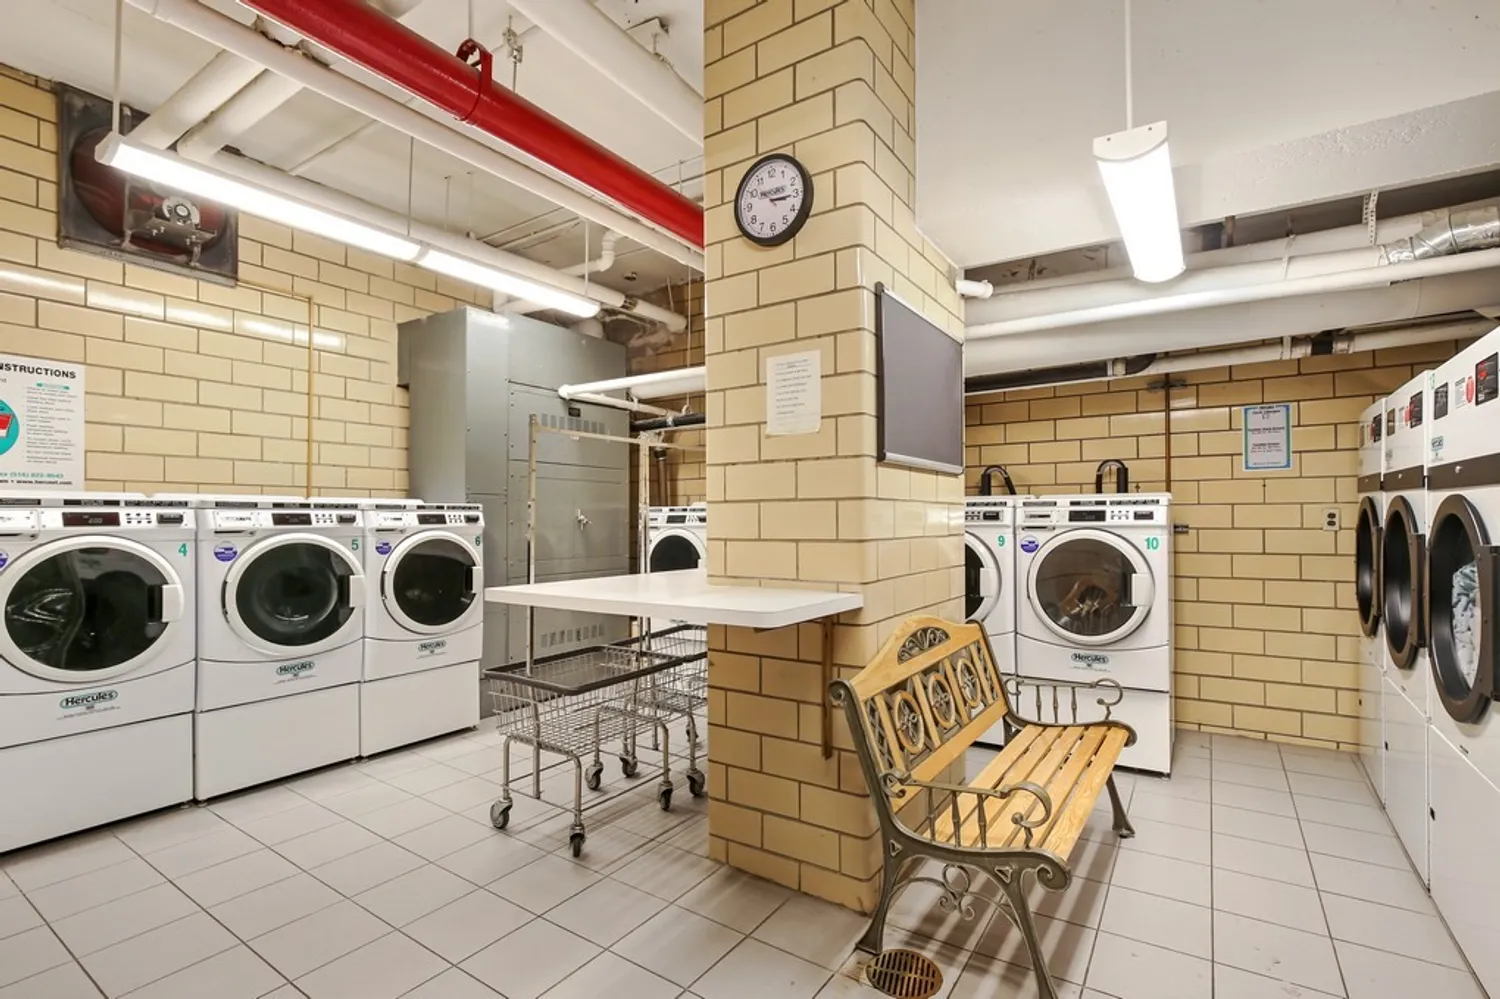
[735,155,812,247]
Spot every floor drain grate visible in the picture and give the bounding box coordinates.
[864,948,943,999]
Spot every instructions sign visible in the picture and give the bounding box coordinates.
[765,350,821,436]
[1242,403,1292,472]
[0,353,84,489]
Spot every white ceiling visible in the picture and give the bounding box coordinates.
[917,0,1500,269]
[0,0,704,293]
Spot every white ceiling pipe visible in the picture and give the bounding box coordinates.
[956,278,993,299]
[128,50,264,148]
[967,319,1492,395]
[964,267,1500,376]
[124,0,705,272]
[967,245,1500,340]
[200,149,687,330]
[966,196,1500,310]
[559,366,706,402]
[177,71,306,160]
[514,232,619,316]
[564,390,677,418]
[505,0,703,148]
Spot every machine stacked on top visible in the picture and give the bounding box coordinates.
[0,492,486,852]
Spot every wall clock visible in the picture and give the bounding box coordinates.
[734,153,813,247]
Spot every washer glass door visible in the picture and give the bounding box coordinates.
[1356,495,1382,638]
[1426,495,1496,722]
[964,532,1000,622]
[383,532,480,634]
[1383,496,1425,668]
[1028,530,1152,646]
[649,530,703,572]
[0,536,184,682]
[228,535,361,652]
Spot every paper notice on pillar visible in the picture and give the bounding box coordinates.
[0,354,84,489]
[765,350,821,436]
[1242,402,1292,471]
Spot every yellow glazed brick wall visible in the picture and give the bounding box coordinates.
[964,341,1463,750]
[704,0,964,912]
[0,66,490,497]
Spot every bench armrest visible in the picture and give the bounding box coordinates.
[1003,677,1137,745]
[881,772,1054,849]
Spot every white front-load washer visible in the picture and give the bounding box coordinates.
[964,496,1018,746]
[0,493,196,851]
[1425,329,1500,996]
[1015,494,1174,774]
[1379,369,1434,884]
[1356,397,1387,803]
[361,499,484,756]
[189,495,366,799]
[645,505,706,634]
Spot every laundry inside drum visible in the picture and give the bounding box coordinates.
[1452,559,1480,687]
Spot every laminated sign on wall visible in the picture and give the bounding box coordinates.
[0,353,84,489]
[1242,403,1293,471]
[765,350,821,436]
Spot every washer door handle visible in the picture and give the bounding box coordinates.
[155,582,185,624]
[468,565,484,595]
[343,573,366,610]
[1126,571,1154,609]
[979,566,999,599]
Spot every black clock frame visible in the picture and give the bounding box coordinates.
[734,154,814,247]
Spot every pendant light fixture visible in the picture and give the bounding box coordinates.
[1094,0,1184,283]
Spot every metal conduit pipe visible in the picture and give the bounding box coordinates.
[197,148,689,331]
[176,71,306,160]
[505,0,703,148]
[124,0,704,271]
[129,50,265,148]
[236,0,704,248]
[565,391,677,418]
[631,411,706,432]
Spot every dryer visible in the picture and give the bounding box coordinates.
[964,496,1018,746]
[361,499,484,756]
[1015,494,1173,774]
[1423,326,1500,999]
[1379,369,1434,884]
[1356,397,1386,803]
[645,505,706,635]
[190,496,366,799]
[0,494,195,851]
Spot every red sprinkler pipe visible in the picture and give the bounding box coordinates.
[239,0,704,249]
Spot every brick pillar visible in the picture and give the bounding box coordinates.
[702,0,965,910]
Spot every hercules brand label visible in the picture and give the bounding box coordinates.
[417,639,448,657]
[60,689,118,710]
[1070,652,1112,671]
[276,660,316,680]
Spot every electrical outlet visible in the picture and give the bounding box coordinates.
[1323,508,1341,531]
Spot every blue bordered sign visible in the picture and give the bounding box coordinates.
[1242,403,1293,471]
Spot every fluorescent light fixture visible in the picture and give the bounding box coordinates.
[1094,121,1184,283]
[96,134,422,262]
[415,248,601,319]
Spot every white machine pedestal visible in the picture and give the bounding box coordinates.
[0,715,193,852]
[195,686,359,800]
[361,661,479,757]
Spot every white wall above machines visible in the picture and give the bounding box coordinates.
[917,0,1500,268]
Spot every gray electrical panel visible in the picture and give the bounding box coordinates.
[399,308,631,681]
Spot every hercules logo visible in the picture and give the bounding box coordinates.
[61,690,117,710]
[277,661,315,677]
[1070,652,1111,669]
[417,640,448,655]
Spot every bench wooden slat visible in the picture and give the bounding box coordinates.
[909,695,1012,785]
[1034,727,1130,860]
[932,725,1065,847]
[960,725,1085,849]
[1004,726,1109,850]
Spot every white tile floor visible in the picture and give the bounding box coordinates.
[0,728,1485,998]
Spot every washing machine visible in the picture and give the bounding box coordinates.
[1015,494,1173,774]
[645,504,706,634]
[190,495,366,799]
[1379,369,1434,884]
[361,499,484,756]
[964,496,1019,746]
[0,493,196,851]
[1355,397,1386,803]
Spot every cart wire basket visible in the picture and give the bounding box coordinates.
[484,638,701,856]
[629,625,709,797]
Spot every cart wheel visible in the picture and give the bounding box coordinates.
[620,756,639,778]
[585,762,604,791]
[490,801,512,830]
[658,786,673,811]
[569,831,586,858]
[687,769,707,798]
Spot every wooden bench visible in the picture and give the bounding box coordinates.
[831,617,1136,999]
